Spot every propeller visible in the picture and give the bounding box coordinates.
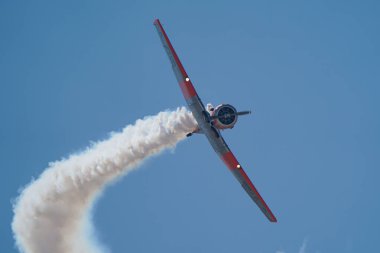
[210,110,251,119]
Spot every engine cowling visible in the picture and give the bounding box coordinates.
[211,104,238,129]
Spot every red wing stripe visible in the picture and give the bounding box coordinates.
[238,168,277,222]
[221,151,277,222]
[154,19,198,100]
[179,81,197,100]
[221,151,239,170]
[154,19,188,79]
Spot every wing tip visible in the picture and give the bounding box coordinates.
[267,208,277,223]
[153,18,160,25]
[265,204,278,223]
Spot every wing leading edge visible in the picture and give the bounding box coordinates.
[154,19,277,222]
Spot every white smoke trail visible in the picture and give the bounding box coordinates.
[12,107,197,253]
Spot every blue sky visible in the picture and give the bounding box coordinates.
[1,1,379,252]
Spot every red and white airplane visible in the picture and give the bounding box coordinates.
[154,19,277,222]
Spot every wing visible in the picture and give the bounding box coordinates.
[154,19,203,104]
[154,19,209,136]
[220,148,277,222]
[203,128,277,222]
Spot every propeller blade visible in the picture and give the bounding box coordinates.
[236,110,251,116]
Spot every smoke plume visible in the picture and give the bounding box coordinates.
[12,107,197,253]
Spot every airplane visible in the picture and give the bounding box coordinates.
[153,19,277,222]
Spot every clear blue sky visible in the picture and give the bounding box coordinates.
[1,1,379,252]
